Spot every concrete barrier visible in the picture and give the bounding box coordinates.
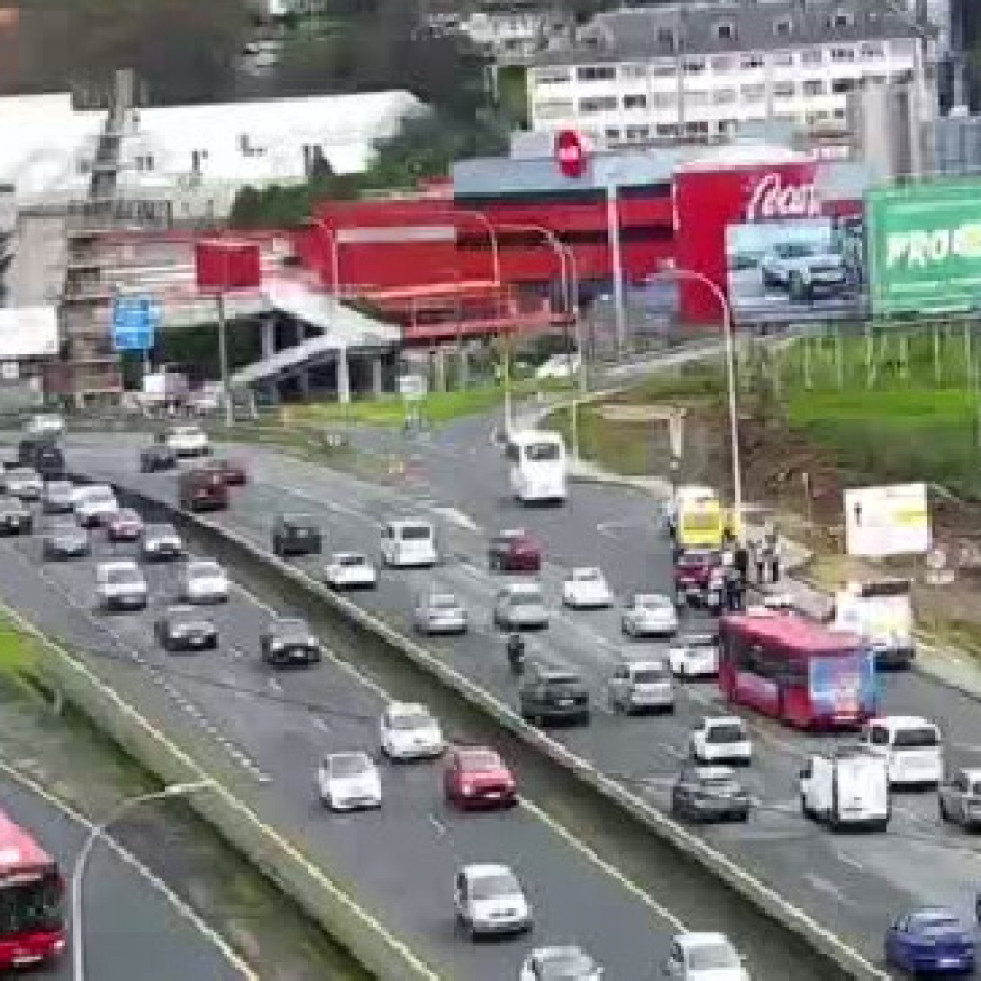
[4,599,438,981]
[93,478,886,981]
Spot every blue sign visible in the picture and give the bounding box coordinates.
[808,653,877,719]
[111,296,160,352]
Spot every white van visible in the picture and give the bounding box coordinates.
[800,746,890,831]
[862,715,943,788]
[380,519,438,568]
[505,430,567,505]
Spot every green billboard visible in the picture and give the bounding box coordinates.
[867,181,981,315]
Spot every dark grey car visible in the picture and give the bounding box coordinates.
[518,662,590,726]
[272,514,322,558]
[670,765,751,823]
[260,617,322,667]
[42,520,90,560]
[154,606,218,652]
[939,768,981,830]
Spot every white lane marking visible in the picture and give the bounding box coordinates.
[312,717,331,735]
[832,849,865,872]
[0,758,258,980]
[802,872,853,906]
[427,814,447,836]
[951,742,981,754]
[596,520,643,540]
[431,507,482,533]
[267,678,283,695]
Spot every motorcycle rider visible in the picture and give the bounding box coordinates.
[506,632,526,673]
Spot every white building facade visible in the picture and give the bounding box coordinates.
[526,0,930,145]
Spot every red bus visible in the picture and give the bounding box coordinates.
[0,811,66,968]
[718,610,877,730]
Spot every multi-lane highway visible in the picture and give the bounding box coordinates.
[58,426,981,977]
[0,770,247,980]
[0,459,692,981]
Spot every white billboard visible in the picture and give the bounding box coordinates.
[844,483,931,558]
[0,307,58,359]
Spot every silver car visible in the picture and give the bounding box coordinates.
[621,593,678,638]
[939,767,981,830]
[42,479,75,514]
[607,659,675,714]
[413,591,468,635]
[493,582,549,630]
[4,467,42,501]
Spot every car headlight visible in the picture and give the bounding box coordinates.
[271,640,284,650]
[461,783,474,796]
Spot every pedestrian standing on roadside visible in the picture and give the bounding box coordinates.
[734,544,749,585]
[764,523,780,583]
[753,537,766,584]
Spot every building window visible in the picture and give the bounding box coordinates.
[605,127,621,140]
[623,93,647,109]
[685,121,709,135]
[534,99,575,118]
[190,149,208,174]
[576,65,616,82]
[684,90,708,106]
[831,78,856,94]
[683,57,706,74]
[651,92,677,109]
[620,63,647,80]
[535,67,571,84]
[803,80,825,96]
[711,55,735,72]
[740,53,764,70]
[861,42,885,59]
[714,20,734,41]
[831,9,853,28]
[771,50,794,68]
[657,27,675,47]
[579,95,617,113]
[713,87,737,105]
[656,123,678,137]
[831,46,856,63]
[801,49,823,66]
[135,154,154,171]
[773,81,795,99]
[773,18,792,37]
[740,83,766,102]
[625,125,649,140]
[650,62,677,78]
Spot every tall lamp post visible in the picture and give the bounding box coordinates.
[71,780,215,981]
[650,268,743,535]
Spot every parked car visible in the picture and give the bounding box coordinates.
[317,752,382,812]
[272,513,322,558]
[106,508,144,542]
[938,767,981,830]
[671,765,751,823]
[323,552,377,590]
[41,519,90,560]
[607,659,674,715]
[154,605,218,652]
[519,662,590,727]
[453,863,532,939]
[885,908,975,976]
[41,479,75,514]
[141,523,183,561]
[260,617,322,667]
[413,590,468,635]
[760,241,847,301]
[139,443,178,473]
[0,496,32,535]
[493,582,549,631]
[690,717,752,765]
[562,567,613,609]
[487,529,541,573]
[443,746,517,810]
[379,702,444,761]
[621,593,678,638]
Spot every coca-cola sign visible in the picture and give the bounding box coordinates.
[745,172,821,222]
[555,130,587,179]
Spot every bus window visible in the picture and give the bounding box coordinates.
[524,441,561,462]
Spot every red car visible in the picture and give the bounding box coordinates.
[674,548,722,608]
[106,508,144,542]
[443,746,518,810]
[488,529,541,573]
[201,458,247,486]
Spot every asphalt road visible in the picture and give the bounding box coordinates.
[58,427,981,977]
[0,476,682,981]
[0,772,244,980]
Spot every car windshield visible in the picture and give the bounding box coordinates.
[689,941,740,970]
[400,525,432,541]
[545,673,581,689]
[779,243,817,258]
[190,562,222,578]
[893,727,939,748]
[171,612,211,630]
[702,776,741,796]
[471,872,519,900]
[114,510,139,522]
[638,596,668,609]
[511,588,543,605]
[632,667,667,684]
[390,711,434,731]
[337,555,366,567]
[106,567,142,585]
[685,635,717,649]
[172,427,202,438]
[524,442,560,462]
[329,754,369,778]
[678,552,717,568]
[708,723,746,743]
[539,951,595,978]
[47,521,80,534]
[429,594,459,610]
[460,750,501,772]
[283,514,315,528]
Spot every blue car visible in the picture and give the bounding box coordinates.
[885,907,976,976]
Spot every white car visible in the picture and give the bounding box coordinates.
[607,659,674,715]
[96,560,148,612]
[73,483,119,528]
[663,932,749,981]
[26,413,65,437]
[562,567,613,609]
[520,946,603,980]
[535,352,580,380]
[621,593,678,637]
[454,863,532,939]
[690,717,753,766]
[323,552,378,590]
[413,590,468,635]
[759,241,846,301]
[379,702,444,761]
[668,633,720,679]
[317,752,382,811]
[4,467,43,501]
[165,426,210,458]
[861,715,943,788]
[179,559,229,604]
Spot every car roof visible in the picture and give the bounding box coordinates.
[461,862,512,879]
[331,551,366,561]
[676,931,731,950]
[704,715,744,727]
[386,701,431,716]
[98,559,139,572]
[188,558,221,568]
[870,714,935,730]
[496,528,527,538]
[622,658,667,672]
[537,664,580,680]
[570,566,601,576]
[325,751,370,766]
[633,593,669,603]
[678,633,717,645]
[502,581,542,593]
[388,517,432,528]
[693,765,736,780]
[166,605,200,617]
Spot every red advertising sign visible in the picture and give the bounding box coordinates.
[195,239,262,292]
[555,130,587,179]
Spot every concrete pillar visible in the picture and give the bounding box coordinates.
[457,343,469,390]
[433,346,447,393]
[371,356,384,398]
[297,367,310,400]
[260,317,276,362]
[336,347,351,404]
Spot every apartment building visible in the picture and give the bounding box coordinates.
[526,0,930,145]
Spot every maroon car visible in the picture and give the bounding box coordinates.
[443,746,517,810]
[674,549,723,609]
[106,508,144,542]
[201,458,247,486]
[488,529,542,573]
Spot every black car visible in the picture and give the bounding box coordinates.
[670,765,751,823]
[141,523,183,561]
[154,606,219,652]
[139,443,178,473]
[42,479,75,514]
[272,514,322,558]
[260,617,322,667]
[0,496,32,535]
[17,436,55,467]
[518,662,590,727]
[41,520,90,560]
[29,444,65,480]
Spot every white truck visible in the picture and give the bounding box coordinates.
[833,578,914,669]
[799,746,890,831]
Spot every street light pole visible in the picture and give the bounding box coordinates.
[71,780,215,981]
[651,268,742,535]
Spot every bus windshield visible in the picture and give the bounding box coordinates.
[524,442,561,463]
[0,871,63,937]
